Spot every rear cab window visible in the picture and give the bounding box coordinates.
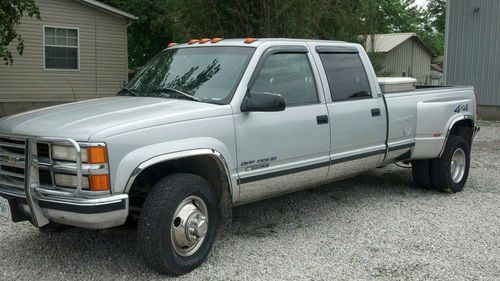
[318,50,371,102]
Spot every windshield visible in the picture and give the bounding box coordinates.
[123,47,255,104]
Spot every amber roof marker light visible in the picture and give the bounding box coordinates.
[244,38,258,44]
[199,38,211,44]
[211,37,223,43]
[167,42,177,48]
[188,39,200,45]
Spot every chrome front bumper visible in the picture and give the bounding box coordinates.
[0,136,128,229]
[0,188,128,229]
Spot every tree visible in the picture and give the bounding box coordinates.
[0,0,40,65]
[103,0,173,68]
[421,0,446,55]
[105,0,446,67]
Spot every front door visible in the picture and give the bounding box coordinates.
[233,45,331,204]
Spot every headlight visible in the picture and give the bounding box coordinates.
[54,173,90,189]
[52,145,88,162]
[52,144,110,191]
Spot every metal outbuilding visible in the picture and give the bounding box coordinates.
[364,33,435,84]
[445,0,500,120]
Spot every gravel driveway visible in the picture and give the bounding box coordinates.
[1,122,499,281]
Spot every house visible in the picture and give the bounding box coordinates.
[363,33,435,84]
[0,0,136,117]
[445,0,500,120]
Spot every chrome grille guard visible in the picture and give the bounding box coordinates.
[25,137,83,227]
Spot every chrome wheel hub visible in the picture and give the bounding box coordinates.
[450,148,466,183]
[171,195,208,257]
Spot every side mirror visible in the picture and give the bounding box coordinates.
[241,91,286,112]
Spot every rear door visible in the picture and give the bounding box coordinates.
[233,45,330,204]
[312,45,387,180]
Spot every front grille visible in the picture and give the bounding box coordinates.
[0,138,54,190]
[0,137,26,189]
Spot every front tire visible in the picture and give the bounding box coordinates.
[430,135,470,193]
[138,173,218,275]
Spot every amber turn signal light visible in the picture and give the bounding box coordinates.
[89,174,111,191]
[87,147,107,164]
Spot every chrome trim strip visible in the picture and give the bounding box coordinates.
[237,165,329,205]
[237,160,330,184]
[388,141,415,152]
[237,149,387,185]
[0,141,25,149]
[124,149,233,197]
[0,179,25,190]
[331,148,385,164]
[38,161,109,175]
[326,154,382,182]
[38,193,128,207]
[0,170,25,179]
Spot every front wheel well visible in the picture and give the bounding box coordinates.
[127,155,232,225]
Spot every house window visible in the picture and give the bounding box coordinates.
[44,27,78,70]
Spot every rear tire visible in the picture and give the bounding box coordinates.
[411,160,433,189]
[137,173,218,275]
[430,135,470,193]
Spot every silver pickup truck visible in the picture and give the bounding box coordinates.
[0,38,479,275]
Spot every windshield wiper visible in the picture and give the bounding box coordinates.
[153,88,202,102]
[118,87,138,96]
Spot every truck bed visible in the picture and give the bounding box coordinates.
[383,85,475,161]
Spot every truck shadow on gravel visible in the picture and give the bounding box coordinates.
[230,167,429,238]
[6,167,446,277]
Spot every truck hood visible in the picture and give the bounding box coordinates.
[0,97,231,141]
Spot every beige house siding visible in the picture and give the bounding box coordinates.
[0,0,128,104]
[382,38,432,84]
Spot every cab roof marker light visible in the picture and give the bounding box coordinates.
[188,39,199,45]
[199,38,211,44]
[167,42,177,48]
[244,38,257,44]
[211,37,223,43]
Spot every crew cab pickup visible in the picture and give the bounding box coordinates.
[0,38,479,275]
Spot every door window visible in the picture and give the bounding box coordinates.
[319,53,371,101]
[252,53,318,106]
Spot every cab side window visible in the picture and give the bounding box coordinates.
[252,53,318,106]
[319,53,371,102]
